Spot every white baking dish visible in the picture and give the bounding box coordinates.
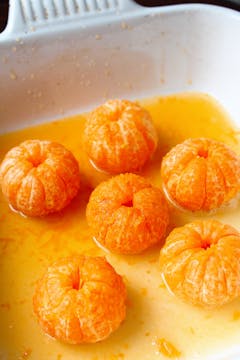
[0,1,240,359]
[0,0,240,135]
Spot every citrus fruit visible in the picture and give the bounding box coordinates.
[33,255,127,344]
[161,138,240,211]
[84,99,158,174]
[0,140,80,216]
[86,173,169,254]
[159,219,240,308]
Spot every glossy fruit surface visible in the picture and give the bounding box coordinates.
[33,255,127,344]
[0,140,80,216]
[87,173,169,254]
[161,138,240,211]
[84,99,158,174]
[159,220,240,308]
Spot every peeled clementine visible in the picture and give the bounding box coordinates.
[84,99,158,174]
[0,140,80,216]
[86,173,169,254]
[33,255,127,344]
[161,138,240,211]
[159,219,240,308]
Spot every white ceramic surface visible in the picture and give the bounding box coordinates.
[0,1,240,134]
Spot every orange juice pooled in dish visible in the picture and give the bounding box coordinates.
[1,92,240,360]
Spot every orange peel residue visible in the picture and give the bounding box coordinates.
[159,219,240,308]
[156,338,181,358]
[33,255,127,344]
[86,173,169,254]
[161,138,240,211]
[84,99,158,174]
[0,140,80,216]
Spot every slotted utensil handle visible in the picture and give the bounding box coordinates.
[5,0,138,35]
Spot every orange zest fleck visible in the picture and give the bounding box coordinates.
[0,302,11,310]
[156,338,181,358]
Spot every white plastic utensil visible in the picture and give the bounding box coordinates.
[4,0,137,33]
